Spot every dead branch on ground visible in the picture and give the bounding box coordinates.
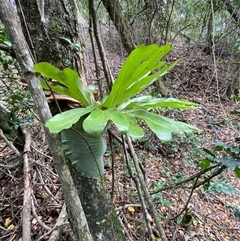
[21,128,32,241]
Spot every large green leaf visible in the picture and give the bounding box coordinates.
[124,114,144,139]
[35,62,95,106]
[118,61,179,105]
[34,62,64,81]
[102,44,179,108]
[45,106,94,133]
[83,107,130,135]
[130,109,200,142]
[119,96,198,110]
[61,118,106,178]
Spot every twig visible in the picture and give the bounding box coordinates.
[89,17,103,98]
[31,197,51,231]
[108,129,124,145]
[194,165,226,189]
[150,163,221,194]
[47,203,69,241]
[31,145,52,160]
[170,165,226,220]
[89,0,114,91]
[170,175,200,220]
[122,136,154,240]
[126,135,168,241]
[37,204,69,241]
[134,176,155,241]
[116,212,134,241]
[0,129,21,157]
[21,128,32,241]
[35,166,60,204]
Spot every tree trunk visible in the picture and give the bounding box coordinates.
[74,175,126,240]
[15,0,82,69]
[101,0,136,53]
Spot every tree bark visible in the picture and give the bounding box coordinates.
[15,0,83,69]
[74,174,126,240]
[101,0,136,53]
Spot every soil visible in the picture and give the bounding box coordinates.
[0,24,240,241]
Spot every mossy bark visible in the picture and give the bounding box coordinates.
[16,0,81,69]
[73,174,126,241]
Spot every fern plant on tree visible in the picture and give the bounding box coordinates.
[35,44,200,239]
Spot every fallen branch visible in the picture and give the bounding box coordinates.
[0,129,20,157]
[21,128,32,241]
[36,203,69,241]
[31,197,51,231]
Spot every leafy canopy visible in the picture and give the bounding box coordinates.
[35,44,200,142]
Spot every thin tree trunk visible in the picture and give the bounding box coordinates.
[101,0,136,53]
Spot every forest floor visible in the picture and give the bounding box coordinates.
[0,25,240,241]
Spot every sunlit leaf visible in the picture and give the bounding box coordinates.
[125,114,144,139]
[103,44,179,108]
[127,206,135,213]
[5,218,12,228]
[7,224,14,231]
[35,62,95,106]
[120,96,198,110]
[34,62,63,82]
